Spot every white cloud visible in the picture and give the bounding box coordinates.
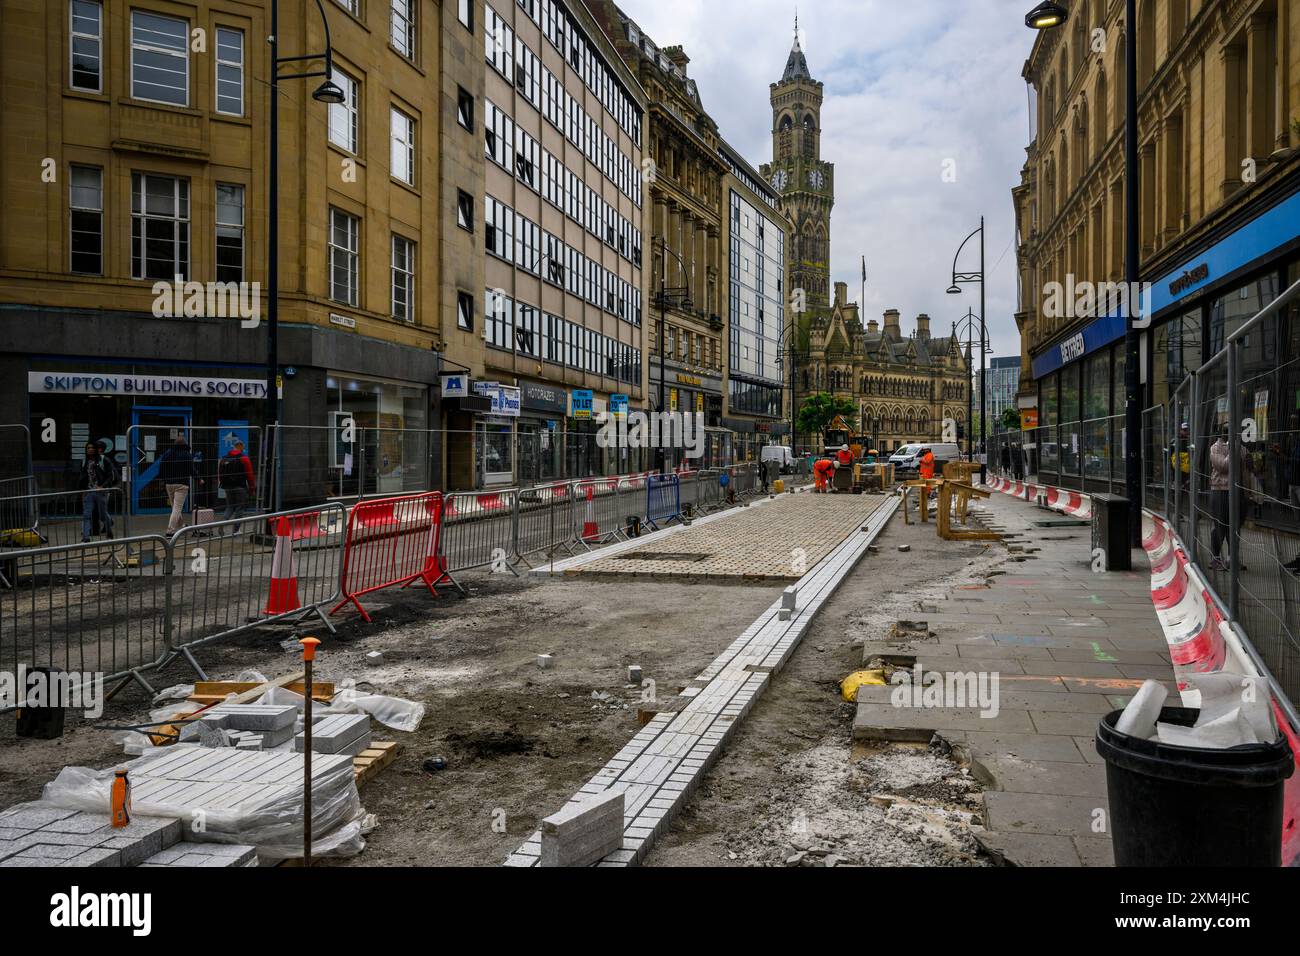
[622,0,1034,358]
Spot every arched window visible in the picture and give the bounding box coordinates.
[778,115,793,158]
[802,115,815,159]
[1095,71,1109,156]
[1137,0,1155,89]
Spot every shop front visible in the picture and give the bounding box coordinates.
[518,382,566,485]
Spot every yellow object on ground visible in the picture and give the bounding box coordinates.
[0,529,40,548]
[840,669,886,702]
[773,478,785,494]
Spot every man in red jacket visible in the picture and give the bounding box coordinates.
[219,440,256,533]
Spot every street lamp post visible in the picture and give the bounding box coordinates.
[653,235,692,473]
[266,0,345,441]
[953,307,990,462]
[1028,1,1141,546]
[947,216,986,476]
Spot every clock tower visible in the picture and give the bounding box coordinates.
[761,16,834,309]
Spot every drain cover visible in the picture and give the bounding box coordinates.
[616,551,710,562]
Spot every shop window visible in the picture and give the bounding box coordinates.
[131,173,190,281]
[131,10,188,106]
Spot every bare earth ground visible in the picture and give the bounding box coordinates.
[0,500,1011,867]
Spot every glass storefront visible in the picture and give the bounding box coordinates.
[324,373,429,497]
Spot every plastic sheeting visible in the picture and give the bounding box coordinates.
[40,746,370,860]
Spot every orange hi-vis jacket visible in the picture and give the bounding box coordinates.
[919,451,936,479]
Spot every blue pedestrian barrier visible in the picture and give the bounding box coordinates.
[646,474,682,531]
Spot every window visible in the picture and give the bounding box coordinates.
[485,6,514,78]
[514,127,538,189]
[215,183,245,282]
[131,11,188,106]
[390,107,415,185]
[458,0,473,31]
[328,68,359,153]
[334,0,358,13]
[69,165,102,275]
[391,235,415,323]
[329,208,360,306]
[215,28,244,115]
[70,1,102,92]
[391,0,416,59]
[484,100,513,170]
[485,195,512,259]
[457,87,474,131]
[484,288,513,350]
[131,173,189,280]
[457,190,474,232]
[457,291,474,331]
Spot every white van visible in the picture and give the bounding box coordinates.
[889,443,963,475]
[760,444,796,474]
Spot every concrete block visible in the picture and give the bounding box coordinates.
[627,664,643,683]
[365,651,384,666]
[206,703,297,732]
[537,654,554,669]
[540,790,625,867]
[294,713,370,755]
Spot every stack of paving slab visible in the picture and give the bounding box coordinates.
[295,713,372,757]
[0,804,257,868]
[37,744,364,861]
[192,703,299,751]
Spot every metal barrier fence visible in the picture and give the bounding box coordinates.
[440,489,517,578]
[0,534,173,702]
[986,275,1300,714]
[573,477,626,545]
[514,481,580,566]
[646,474,682,530]
[0,487,126,552]
[331,494,443,622]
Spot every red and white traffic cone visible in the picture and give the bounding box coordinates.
[263,516,301,615]
[582,486,599,543]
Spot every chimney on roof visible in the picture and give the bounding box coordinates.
[915,314,931,341]
[834,281,848,307]
[664,46,689,75]
[883,309,901,342]
[867,319,879,334]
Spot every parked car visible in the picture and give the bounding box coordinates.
[889,442,963,476]
[760,444,796,474]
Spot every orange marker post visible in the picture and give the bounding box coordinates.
[300,636,321,866]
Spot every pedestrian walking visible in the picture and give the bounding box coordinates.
[159,433,202,534]
[218,440,256,533]
[78,440,117,542]
[1207,427,1248,572]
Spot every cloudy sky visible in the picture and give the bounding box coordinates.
[622,0,1037,358]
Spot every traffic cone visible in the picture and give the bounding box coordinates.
[263,516,301,614]
[581,486,599,543]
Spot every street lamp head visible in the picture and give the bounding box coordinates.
[312,78,346,104]
[1024,1,1069,29]
[946,285,962,295]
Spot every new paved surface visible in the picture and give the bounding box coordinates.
[853,491,1174,867]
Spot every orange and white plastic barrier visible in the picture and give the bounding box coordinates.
[330,491,446,622]
[263,516,302,615]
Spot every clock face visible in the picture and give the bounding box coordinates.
[771,169,788,191]
[808,168,824,189]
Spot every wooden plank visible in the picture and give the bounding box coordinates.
[190,679,334,703]
[354,741,400,788]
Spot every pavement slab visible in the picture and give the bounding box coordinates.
[853,490,1172,867]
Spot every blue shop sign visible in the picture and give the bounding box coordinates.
[1031,313,1127,379]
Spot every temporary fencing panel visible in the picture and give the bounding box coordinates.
[573,478,625,546]
[440,489,516,578]
[125,424,263,535]
[514,481,577,565]
[0,535,172,707]
[0,487,126,552]
[646,474,682,530]
[331,494,445,621]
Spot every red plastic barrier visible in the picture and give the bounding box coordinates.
[330,492,445,622]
